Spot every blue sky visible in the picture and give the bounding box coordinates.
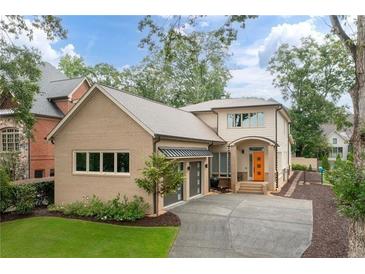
[16,15,352,109]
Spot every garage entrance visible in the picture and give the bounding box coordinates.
[189,161,202,197]
[164,162,184,206]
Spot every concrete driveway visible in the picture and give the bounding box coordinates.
[169,193,312,258]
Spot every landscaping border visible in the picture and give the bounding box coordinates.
[0,208,181,227]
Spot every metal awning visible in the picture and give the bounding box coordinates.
[158,147,213,158]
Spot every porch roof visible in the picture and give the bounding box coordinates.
[228,136,279,147]
[158,147,213,158]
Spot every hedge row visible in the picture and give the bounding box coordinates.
[0,168,54,214]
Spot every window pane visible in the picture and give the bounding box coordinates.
[89,152,100,172]
[227,114,234,128]
[76,152,87,171]
[117,153,129,173]
[220,152,227,175]
[234,114,241,127]
[250,113,257,127]
[257,112,264,127]
[103,153,115,172]
[242,113,249,127]
[212,153,219,173]
[333,138,337,144]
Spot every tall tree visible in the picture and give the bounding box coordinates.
[268,35,354,157]
[330,15,365,169]
[59,54,123,88]
[0,16,67,136]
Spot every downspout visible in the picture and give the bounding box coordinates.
[275,105,283,189]
[152,135,161,215]
[288,122,291,176]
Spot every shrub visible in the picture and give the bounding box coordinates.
[33,181,54,206]
[326,159,365,220]
[320,155,330,171]
[51,194,149,222]
[12,184,36,214]
[308,164,313,171]
[0,167,13,213]
[292,164,307,171]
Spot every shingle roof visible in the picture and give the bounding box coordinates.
[100,85,224,143]
[321,123,351,140]
[30,63,86,117]
[180,97,281,112]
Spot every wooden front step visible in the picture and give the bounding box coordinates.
[238,182,267,194]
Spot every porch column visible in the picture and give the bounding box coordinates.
[230,145,237,193]
[267,145,275,191]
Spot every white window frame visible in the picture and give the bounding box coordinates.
[73,150,130,177]
[1,128,20,152]
[332,138,337,145]
[227,112,265,129]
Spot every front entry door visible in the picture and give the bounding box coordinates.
[189,161,201,197]
[253,151,264,181]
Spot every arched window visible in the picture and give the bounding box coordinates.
[1,128,20,151]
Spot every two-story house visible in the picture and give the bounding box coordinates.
[321,123,352,164]
[0,63,91,179]
[47,84,292,214]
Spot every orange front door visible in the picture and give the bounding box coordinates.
[253,151,265,181]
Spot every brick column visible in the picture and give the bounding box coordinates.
[230,145,237,193]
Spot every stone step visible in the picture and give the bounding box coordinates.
[238,189,265,194]
[239,185,263,189]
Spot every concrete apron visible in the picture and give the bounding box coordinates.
[169,193,313,258]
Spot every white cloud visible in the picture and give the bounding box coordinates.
[227,18,326,107]
[7,18,79,66]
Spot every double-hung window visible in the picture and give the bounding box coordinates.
[1,128,20,152]
[74,151,130,175]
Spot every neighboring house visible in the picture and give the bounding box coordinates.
[47,84,292,214]
[0,63,91,179]
[321,123,352,163]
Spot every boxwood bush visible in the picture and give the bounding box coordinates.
[292,164,308,171]
[49,194,149,221]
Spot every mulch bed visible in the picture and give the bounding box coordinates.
[275,171,350,257]
[0,208,181,227]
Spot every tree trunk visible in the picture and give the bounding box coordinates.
[348,220,365,257]
[330,15,365,169]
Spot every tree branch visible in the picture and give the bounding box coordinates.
[330,15,357,60]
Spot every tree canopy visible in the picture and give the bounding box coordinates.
[268,35,354,157]
[0,16,67,137]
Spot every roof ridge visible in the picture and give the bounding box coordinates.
[98,84,193,114]
[50,76,85,83]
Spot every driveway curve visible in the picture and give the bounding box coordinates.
[169,193,312,258]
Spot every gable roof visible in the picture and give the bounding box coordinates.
[0,62,89,118]
[48,84,224,143]
[180,97,282,112]
[321,123,350,141]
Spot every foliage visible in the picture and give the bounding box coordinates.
[308,164,313,171]
[320,154,331,171]
[326,159,365,221]
[291,164,308,171]
[136,153,184,195]
[33,181,54,206]
[11,184,36,214]
[50,195,149,222]
[0,151,28,180]
[0,167,12,213]
[0,16,67,137]
[268,35,354,157]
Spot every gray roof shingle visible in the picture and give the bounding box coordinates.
[30,63,86,117]
[100,85,224,143]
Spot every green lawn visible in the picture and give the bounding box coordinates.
[0,217,178,258]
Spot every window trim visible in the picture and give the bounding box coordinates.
[1,127,20,152]
[73,150,130,177]
[227,112,265,129]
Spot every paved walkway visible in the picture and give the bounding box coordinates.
[169,194,313,258]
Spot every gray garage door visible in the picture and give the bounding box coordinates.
[189,161,202,197]
[164,162,184,206]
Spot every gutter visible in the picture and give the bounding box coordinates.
[275,105,283,189]
[152,136,161,215]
